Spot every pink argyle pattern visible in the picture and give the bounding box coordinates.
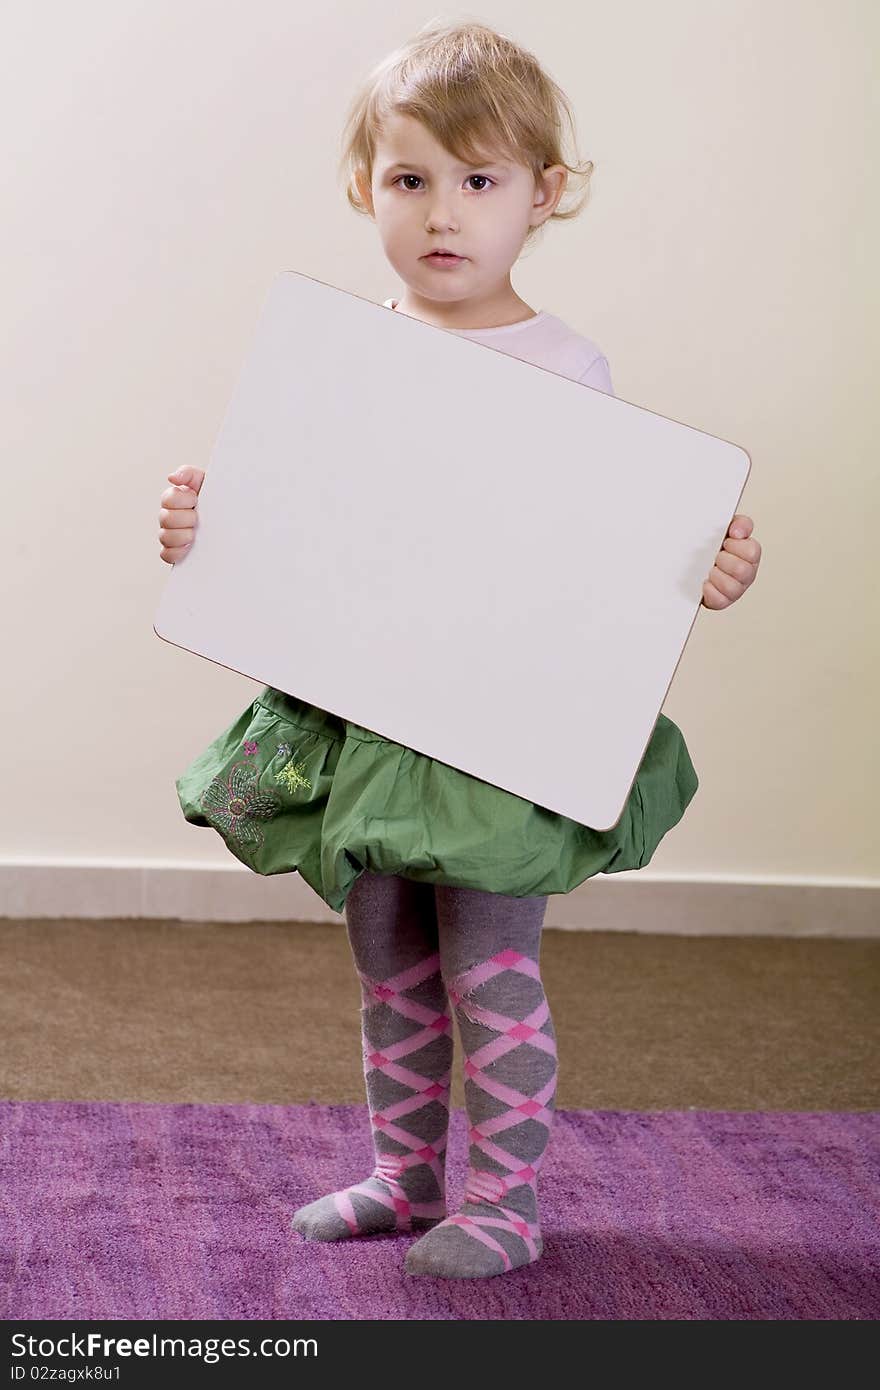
[332,951,453,1234]
[444,947,557,1271]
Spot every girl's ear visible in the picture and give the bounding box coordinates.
[354,168,375,216]
[533,164,568,222]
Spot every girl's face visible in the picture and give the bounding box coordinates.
[360,113,565,322]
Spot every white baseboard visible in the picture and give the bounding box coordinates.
[0,860,876,935]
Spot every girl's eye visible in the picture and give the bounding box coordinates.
[393,174,494,192]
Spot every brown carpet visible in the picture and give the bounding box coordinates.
[1,919,878,1110]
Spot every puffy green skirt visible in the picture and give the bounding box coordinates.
[175,686,699,915]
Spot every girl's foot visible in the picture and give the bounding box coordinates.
[405,1177,543,1277]
[291,1149,448,1240]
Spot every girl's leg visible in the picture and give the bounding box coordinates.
[291,871,453,1240]
[405,885,556,1278]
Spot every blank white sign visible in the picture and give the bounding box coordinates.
[154,270,750,830]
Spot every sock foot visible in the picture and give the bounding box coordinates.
[291,1171,446,1241]
[404,1199,543,1278]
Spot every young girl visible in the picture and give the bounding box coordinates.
[158,20,760,1281]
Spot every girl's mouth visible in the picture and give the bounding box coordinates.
[423,253,466,267]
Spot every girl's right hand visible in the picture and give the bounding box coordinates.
[158,466,205,563]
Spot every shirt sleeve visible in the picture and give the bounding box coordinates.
[576,354,614,396]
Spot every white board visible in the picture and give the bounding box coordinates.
[154,270,750,830]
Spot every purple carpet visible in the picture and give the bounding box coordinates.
[1,1100,877,1319]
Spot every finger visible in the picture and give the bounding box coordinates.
[159,530,193,553]
[160,485,199,508]
[159,506,198,531]
[160,542,192,563]
[728,514,753,539]
[167,467,205,493]
[721,536,761,566]
[702,579,731,609]
[706,560,746,600]
[158,530,193,553]
[713,549,754,586]
[159,526,193,543]
[160,528,194,550]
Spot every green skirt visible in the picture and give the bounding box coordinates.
[175,686,699,915]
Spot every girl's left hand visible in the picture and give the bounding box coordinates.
[702,515,762,610]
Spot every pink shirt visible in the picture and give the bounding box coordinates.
[383,297,614,395]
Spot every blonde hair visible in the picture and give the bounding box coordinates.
[338,17,594,250]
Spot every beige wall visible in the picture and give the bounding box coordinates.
[2,1,876,904]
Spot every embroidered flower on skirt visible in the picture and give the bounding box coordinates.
[199,759,281,848]
[275,756,312,795]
